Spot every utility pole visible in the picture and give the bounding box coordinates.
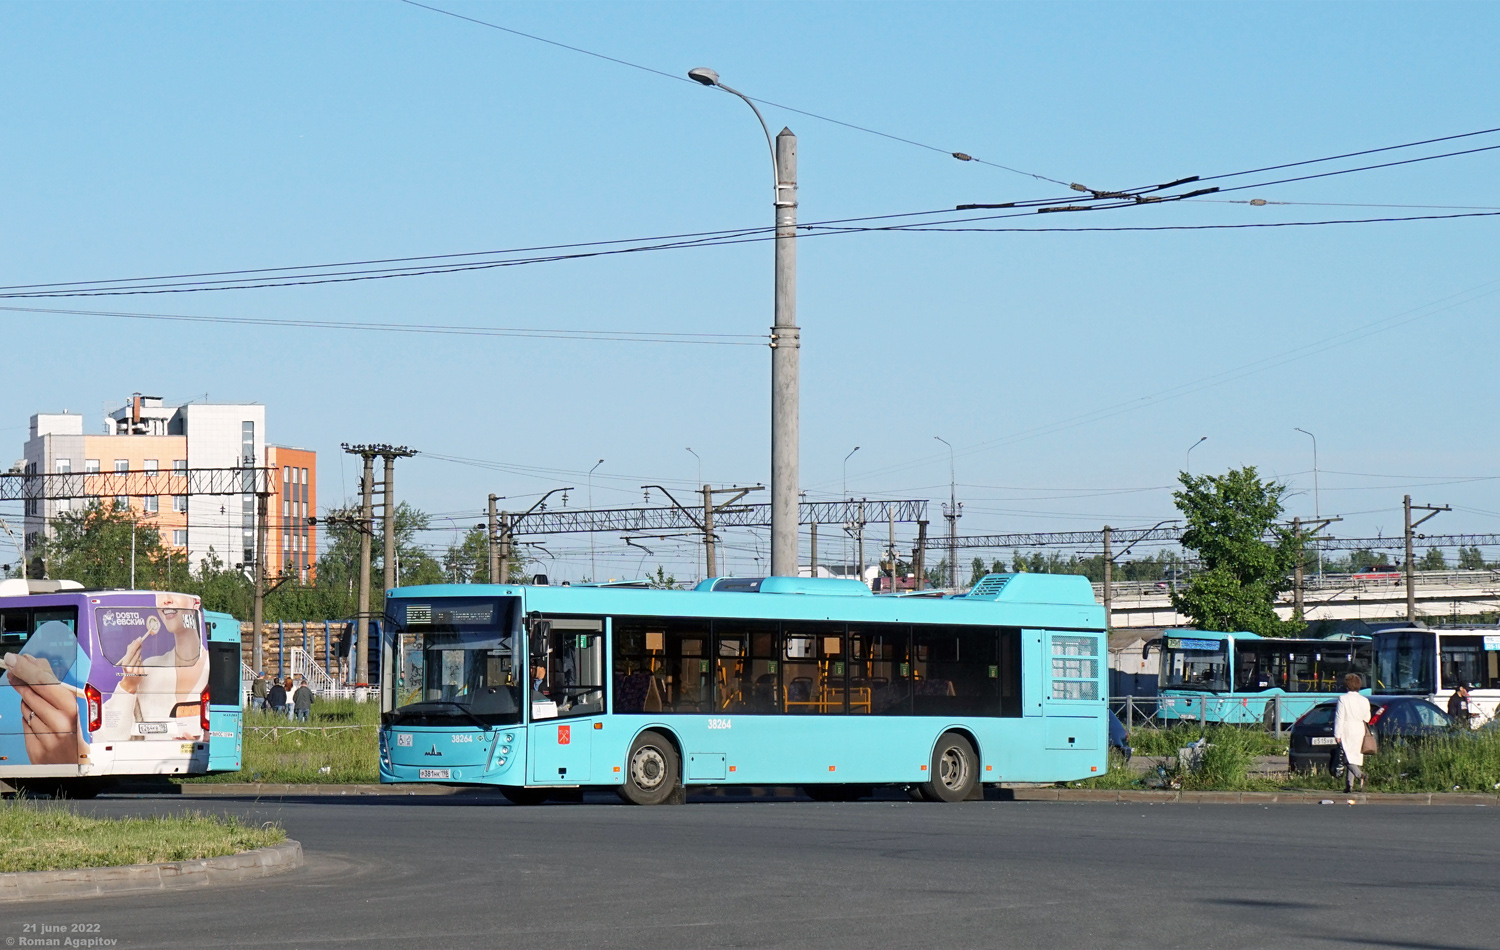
[856,499,866,586]
[703,485,716,578]
[1102,525,1113,632]
[1292,517,1304,620]
[498,513,511,583]
[1405,495,1450,623]
[888,506,896,592]
[912,520,928,590]
[936,437,961,589]
[487,494,500,582]
[343,446,377,690]
[687,69,799,576]
[769,127,799,577]
[251,491,268,672]
[808,523,817,578]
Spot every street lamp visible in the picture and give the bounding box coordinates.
[690,66,800,577]
[842,446,860,577]
[935,436,962,589]
[1295,427,1322,577]
[686,447,702,488]
[587,459,604,580]
[1186,436,1207,476]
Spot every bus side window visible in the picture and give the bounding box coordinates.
[1,609,29,651]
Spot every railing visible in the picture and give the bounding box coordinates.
[1109,694,1318,736]
[288,646,359,700]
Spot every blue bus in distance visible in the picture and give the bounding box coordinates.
[377,573,1108,804]
[1156,631,1372,726]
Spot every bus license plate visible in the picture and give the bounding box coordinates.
[1310,737,1337,746]
[136,722,168,735]
[419,769,451,779]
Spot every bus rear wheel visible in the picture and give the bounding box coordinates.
[618,730,679,806]
[921,733,978,803]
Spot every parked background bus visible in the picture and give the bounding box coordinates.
[378,572,1108,804]
[204,610,243,772]
[1156,631,1372,728]
[1373,626,1500,726]
[0,579,212,797]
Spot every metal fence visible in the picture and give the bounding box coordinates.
[1109,694,1322,736]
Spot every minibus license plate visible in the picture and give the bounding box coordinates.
[136,722,169,735]
[419,768,451,779]
[1310,737,1336,745]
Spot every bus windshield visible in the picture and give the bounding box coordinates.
[385,597,523,726]
[1160,637,1229,692]
[1374,630,1436,694]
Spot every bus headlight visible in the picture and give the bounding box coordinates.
[499,746,510,756]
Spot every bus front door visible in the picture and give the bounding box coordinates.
[530,718,593,784]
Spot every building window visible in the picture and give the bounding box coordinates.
[85,460,100,474]
[173,530,188,547]
[283,500,290,518]
[113,496,128,509]
[143,495,159,513]
[172,495,188,513]
[173,459,187,472]
[55,458,71,474]
[57,498,71,513]
[114,459,129,473]
[144,459,158,474]
[284,466,292,486]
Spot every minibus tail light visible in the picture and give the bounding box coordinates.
[200,686,211,732]
[85,684,102,732]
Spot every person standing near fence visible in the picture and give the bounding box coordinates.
[292,677,315,723]
[251,672,268,710]
[1334,673,1372,793]
[266,678,287,716]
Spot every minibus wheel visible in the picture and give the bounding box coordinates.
[921,733,977,803]
[619,730,679,806]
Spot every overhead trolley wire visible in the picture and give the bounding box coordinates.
[396,0,1075,187]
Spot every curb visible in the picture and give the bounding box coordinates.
[170,783,466,797]
[1011,788,1500,806]
[0,839,303,903]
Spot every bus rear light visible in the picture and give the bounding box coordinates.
[200,687,211,732]
[1091,766,1098,772]
[85,684,102,732]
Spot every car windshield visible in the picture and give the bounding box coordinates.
[384,597,523,726]
[1160,637,1229,692]
[1374,631,1436,694]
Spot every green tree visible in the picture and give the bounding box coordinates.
[1419,547,1448,571]
[1171,467,1305,637]
[39,503,171,589]
[1458,545,1487,570]
[969,556,987,586]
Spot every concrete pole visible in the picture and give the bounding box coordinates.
[382,454,397,594]
[769,128,799,576]
[703,485,717,579]
[1404,494,1415,623]
[252,491,268,672]
[498,513,511,584]
[1292,516,1305,620]
[1102,525,1113,633]
[856,499,865,586]
[913,520,928,590]
[355,455,374,688]
[487,495,500,583]
[809,523,817,578]
[888,507,896,592]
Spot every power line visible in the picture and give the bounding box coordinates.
[0,306,765,347]
[1196,126,1500,185]
[397,0,1074,186]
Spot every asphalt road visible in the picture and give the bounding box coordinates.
[10,790,1500,950]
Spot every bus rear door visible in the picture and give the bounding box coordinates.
[205,611,243,772]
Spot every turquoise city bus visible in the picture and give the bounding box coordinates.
[1156,631,1372,727]
[204,610,243,772]
[377,573,1108,804]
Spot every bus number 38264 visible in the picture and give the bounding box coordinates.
[707,719,732,730]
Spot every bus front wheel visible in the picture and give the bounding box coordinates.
[921,733,978,803]
[619,730,680,806]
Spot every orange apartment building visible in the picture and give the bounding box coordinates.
[23,395,316,581]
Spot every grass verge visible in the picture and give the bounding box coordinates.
[1128,722,1288,757]
[0,797,284,873]
[184,698,379,785]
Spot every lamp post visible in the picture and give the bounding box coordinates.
[588,459,604,580]
[1294,427,1322,576]
[935,436,962,589]
[1186,436,1207,476]
[689,67,799,577]
[685,447,702,488]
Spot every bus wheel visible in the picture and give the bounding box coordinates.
[921,733,978,803]
[501,787,550,806]
[619,731,679,806]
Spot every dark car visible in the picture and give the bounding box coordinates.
[1289,695,1451,775]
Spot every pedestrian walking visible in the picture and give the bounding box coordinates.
[251,672,268,711]
[1334,672,1373,793]
[266,678,287,716]
[1447,684,1472,730]
[292,677,315,723]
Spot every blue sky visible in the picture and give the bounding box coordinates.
[4,2,1498,580]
